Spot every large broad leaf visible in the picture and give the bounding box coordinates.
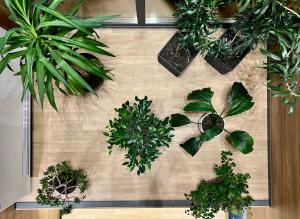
[187,88,214,103]
[180,126,222,156]
[170,114,191,127]
[201,126,223,141]
[227,131,253,154]
[225,82,254,117]
[184,102,216,113]
[180,136,203,156]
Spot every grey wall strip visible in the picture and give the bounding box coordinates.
[22,93,31,177]
[16,199,270,209]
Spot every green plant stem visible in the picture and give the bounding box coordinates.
[286,80,300,97]
[276,0,300,18]
[223,128,231,134]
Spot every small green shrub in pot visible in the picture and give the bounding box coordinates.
[170,82,254,156]
[103,96,174,175]
[36,161,88,216]
[185,150,253,219]
[0,0,115,110]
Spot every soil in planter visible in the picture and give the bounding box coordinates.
[52,172,77,195]
[201,113,224,133]
[72,53,104,90]
[160,33,197,74]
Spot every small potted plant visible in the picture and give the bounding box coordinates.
[158,0,251,76]
[36,161,88,216]
[170,82,254,156]
[185,150,253,219]
[0,0,115,110]
[103,96,174,175]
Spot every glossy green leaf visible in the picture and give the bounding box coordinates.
[187,88,214,103]
[227,131,254,154]
[184,101,216,113]
[36,61,45,108]
[225,82,254,117]
[170,114,191,127]
[180,136,203,156]
[45,75,57,111]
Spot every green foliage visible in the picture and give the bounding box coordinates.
[170,82,254,156]
[0,0,116,110]
[185,151,254,219]
[104,96,174,175]
[174,0,251,59]
[261,29,300,115]
[36,161,88,216]
[233,0,300,55]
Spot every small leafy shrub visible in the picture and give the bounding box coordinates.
[261,29,300,115]
[104,96,174,175]
[185,151,253,219]
[170,82,254,156]
[36,161,88,215]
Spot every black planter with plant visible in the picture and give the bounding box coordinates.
[158,32,198,77]
[204,29,250,74]
[158,0,252,76]
[0,0,116,110]
[36,161,88,216]
[170,82,254,156]
[185,150,253,219]
[103,96,174,175]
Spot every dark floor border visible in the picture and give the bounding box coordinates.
[15,199,270,209]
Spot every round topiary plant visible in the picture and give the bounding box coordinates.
[36,161,88,215]
[103,96,174,175]
[185,151,253,219]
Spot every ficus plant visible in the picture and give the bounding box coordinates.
[261,29,300,115]
[185,150,253,219]
[103,96,174,175]
[0,0,115,110]
[36,161,88,216]
[170,82,254,156]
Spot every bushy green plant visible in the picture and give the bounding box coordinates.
[36,161,88,216]
[233,0,300,55]
[261,29,300,115]
[103,96,174,175]
[170,82,254,156]
[0,0,115,110]
[185,151,253,219]
[174,0,248,58]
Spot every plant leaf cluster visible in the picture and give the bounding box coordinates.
[36,161,88,216]
[0,0,116,110]
[185,150,254,219]
[261,29,300,115]
[103,96,174,175]
[170,82,254,156]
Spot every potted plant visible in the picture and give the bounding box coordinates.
[0,0,115,110]
[185,150,253,219]
[36,161,88,216]
[158,0,251,76]
[170,82,254,156]
[103,96,174,175]
[261,29,300,115]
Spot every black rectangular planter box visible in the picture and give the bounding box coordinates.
[204,29,250,74]
[158,32,198,77]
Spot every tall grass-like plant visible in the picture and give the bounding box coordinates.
[0,0,115,110]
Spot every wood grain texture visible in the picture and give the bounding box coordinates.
[18,28,268,203]
[62,208,225,219]
[0,207,59,219]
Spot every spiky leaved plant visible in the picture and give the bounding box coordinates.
[0,0,115,110]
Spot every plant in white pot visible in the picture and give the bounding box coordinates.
[0,0,116,110]
[170,82,254,156]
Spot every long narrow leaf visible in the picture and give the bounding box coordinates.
[36,61,46,108]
